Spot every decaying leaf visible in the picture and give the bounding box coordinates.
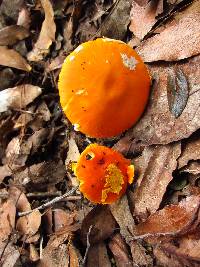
[109,233,133,267]
[87,242,111,267]
[81,205,117,245]
[129,0,158,40]
[110,196,153,266]
[178,134,200,169]
[0,242,20,267]
[27,0,56,61]
[133,142,181,216]
[0,25,29,46]
[0,199,16,241]
[100,0,132,40]
[135,195,200,240]
[0,46,31,71]
[0,84,42,113]
[37,234,71,267]
[130,55,200,144]
[136,0,200,61]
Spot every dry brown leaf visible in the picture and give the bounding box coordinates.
[0,242,20,267]
[136,0,200,61]
[53,209,76,232]
[0,25,29,46]
[129,0,158,40]
[9,186,31,212]
[136,195,200,239]
[87,242,111,267]
[110,196,153,266]
[133,143,181,216]
[109,233,133,267]
[0,165,11,184]
[178,136,200,169]
[29,244,40,262]
[130,55,200,145]
[16,210,41,237]
[38,234,71,267]
[17,7,31,30]
[81,205,117,245]
[68,243,81,267]
[27,0,56,62]
[0,46,31,71]
[0,84,42,113]
[100,0,132,40]
[0,199,16,241]
[0,0,24,21]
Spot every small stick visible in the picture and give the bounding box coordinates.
[82,225,93,266]
[18,186,79,217]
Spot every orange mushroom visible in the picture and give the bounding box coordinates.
[58,38,151,138]
[74,144,134,204]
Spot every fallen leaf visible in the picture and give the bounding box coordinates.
[0,165,11,184]
[0,46,31,71]
[133,142,181,216]
[0,25,29,46]
[38,234,71,267]
[16,210,41,237]
[136,0,200,61]
[27,0,56,62]
[0,68,15,91]
[87,242,111,267]
[0,84,42,113]
[68,243,81,267]
[81,205,117,245]
[130,55,200,144]
[109,233,133,267]
[0,0,24,21]
[136,196,200,239]
[178,135,200,169]
[100,0,132,40]
[129,0,158,40]
[17,7,31,30]
[0,199,16,241]
[9,186,31,212]
[29,244,40,262]
[110,196,153,266]
[0,242,20,267]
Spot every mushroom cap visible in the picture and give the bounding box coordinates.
[74,144,134,204]
[58,38,151,138]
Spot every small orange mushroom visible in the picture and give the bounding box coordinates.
[74,144,134,204]
[58,38,151,138]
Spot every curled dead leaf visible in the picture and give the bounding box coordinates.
[0,46,31,71]
[27,0,56,62]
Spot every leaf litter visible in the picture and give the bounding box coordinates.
[0,0,200,266]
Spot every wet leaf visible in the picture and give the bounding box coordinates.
[137,0,200,61]
[0,25,29,46]
[0,46,31,71]
[27,0,56,62]
[167,69,189,118]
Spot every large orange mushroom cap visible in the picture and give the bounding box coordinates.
[58,38,151,138]
[74,144,134,204]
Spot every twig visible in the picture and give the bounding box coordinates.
[18,186,79,217]
[39,236,43,259]
[82,225,93,266]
